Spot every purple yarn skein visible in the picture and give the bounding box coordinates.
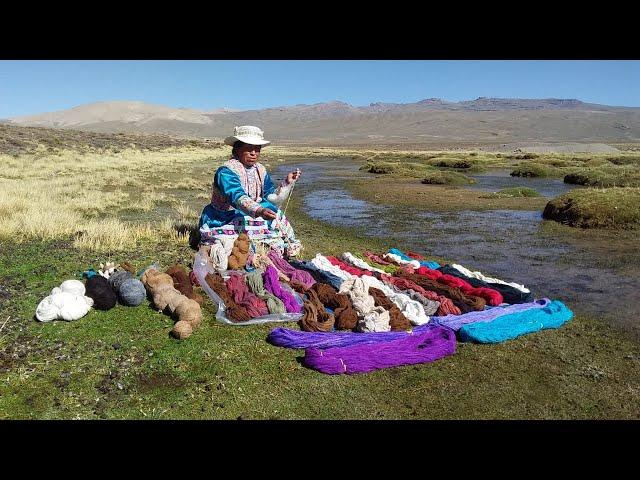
[267,299,551,349]
[267,251,316,289]
[263,265,301,313]
[303,324,456,375]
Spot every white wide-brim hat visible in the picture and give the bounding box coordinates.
[224,125,271,146]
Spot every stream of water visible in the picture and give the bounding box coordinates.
[272,159,640,338]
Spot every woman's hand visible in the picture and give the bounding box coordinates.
[258,207,278,220]
[286,168,302,185]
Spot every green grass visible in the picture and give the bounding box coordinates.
[564,168,640,187]
[420,171,476,185]
[480,187,541,199]
[1,196,639,419]
[543,187,640,229]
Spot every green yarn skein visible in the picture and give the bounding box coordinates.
[244,270,286,314]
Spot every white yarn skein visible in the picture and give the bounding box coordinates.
[341,252,387,274]
[451,263,530,293]
[310,254,351,283]
[384,252,420,270]
[339,278,376,315]
[359,306,391,333]
[36,291,93,322]
[209,240,229,271]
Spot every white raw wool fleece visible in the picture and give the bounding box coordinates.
[36,291,94,322]
[266,181,294,205]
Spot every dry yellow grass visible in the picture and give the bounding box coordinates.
[0,146,231,250]
[3,143,580,251]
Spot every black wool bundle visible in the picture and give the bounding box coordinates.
[85,275,117,310]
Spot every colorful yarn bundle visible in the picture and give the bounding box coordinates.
[450,263,530,293]
[299,289,335,332]
[435,298,552,331]
[288,259,343,290]
[35,280,94,322]
[458,300,573,343]
[389,248,441,270]
[326,256,373,277]
[384,251,421,270]
[439,265,533,304]
[226,272,269,317]
[415,266,503,306]
[402,288,441,316]
[245,270,286,314]
[396,270,486,313]
[341,252,387,274]
[85,276,118,310]
[141,268,203,339]
[267,250,316,288]
[204,273,251,322]
[263,265,301,313]
[368,287,412,331]
[380,274,460,316]
[310,254,351,284]
[357,275,430,326]
[268,299,562,350]
[166,264,204,305]
[227,233,250,270]
[311,283,358,330]
[303,324,456,375]
[363,250,392,265]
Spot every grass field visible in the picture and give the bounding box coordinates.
[1,140,639,419]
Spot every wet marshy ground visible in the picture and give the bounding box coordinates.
[272,158,640,339]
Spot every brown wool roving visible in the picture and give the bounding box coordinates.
[298,290,335,332]
[166,264,203,305]
[368,287,412,331]
[141,268,174,293]
[171,320,192,339]
[119,261,137,275]
[227,233,250,270]
[204,272,252,323]
[141,268,202,339]
[288,280,309,294]
[311,282,357,330]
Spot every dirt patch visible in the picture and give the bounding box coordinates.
[135,372,186,392]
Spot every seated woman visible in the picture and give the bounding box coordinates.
[199,125,302,250]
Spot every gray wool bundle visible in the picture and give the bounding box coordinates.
[109,270,133,291]
[118,278,146,306]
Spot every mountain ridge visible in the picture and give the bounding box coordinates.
[6,98,640,144]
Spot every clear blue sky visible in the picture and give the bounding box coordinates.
[1,60,639,118]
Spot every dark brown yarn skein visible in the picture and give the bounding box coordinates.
[368,287,412,331]
[311,282,357,330]
[204,272,251,322]
[396,270,486,313]
[166,264,204,306]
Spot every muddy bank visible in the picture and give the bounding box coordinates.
[273,158,640,339]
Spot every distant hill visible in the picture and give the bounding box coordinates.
[6,98,640,145]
